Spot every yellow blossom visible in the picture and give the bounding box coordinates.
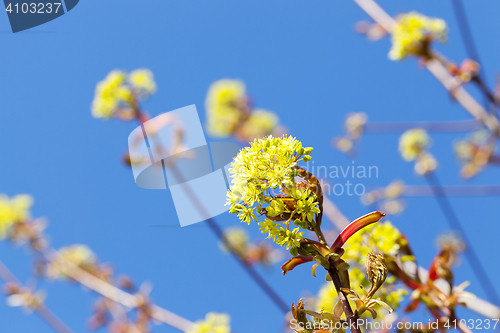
[205,80,246,137]
[238,109,279,141]
[343,221,403,261]
[454,130,494,179]
[389,12,447,61]
[344,112,367,140]
[92,69,157,119]
[227,135,317,250]
[128,69,157,97]
[47,244,97,279]
[186,313,230,333]
[399,128,430,161]
[334,136,354,154]
[0,194,33,239]
[91,70,130,119]
[414,152,438,175]
[59,244,96,267]
[219,226,249,255]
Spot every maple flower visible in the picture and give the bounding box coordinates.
[389,12,447,61]
[0,194,33,239]
[186,313,230,333]
[399,128,431,161]
[205,79,247,137]
[227,135,316,250]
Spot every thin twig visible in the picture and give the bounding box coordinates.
[41,248,195,332]
[352,0,500,135]
[168,166,290,313]
[327,257,360,333]
[352,0,500,305]
[450,0,495,106]
[364,119,480,133]
[425,172,500,305]
[0,260,75,333]
[133,109,290,314]
[366,184,500,197]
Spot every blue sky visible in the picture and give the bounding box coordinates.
[1,1,500,332]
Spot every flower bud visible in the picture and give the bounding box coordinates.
[366,253,388,298]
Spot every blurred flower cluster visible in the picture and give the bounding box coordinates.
[0,193,221,332]
[399,129,438,175]
[205,79,281,142]
[0,194,33,239]
[362,180,406,216]
[454,130,498,179]
[92,69,156,120]
[3,283,46,313]
[219,226,283,266]
[333,112,367,156]
[447,59,481,84]
[186,312,230,333]
[389,12,447,61]
[45,245,97,280]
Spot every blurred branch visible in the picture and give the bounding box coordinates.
[425,172,500,305]
[352,0,500,135]
[0,260,75,333]
[168,166,290,313]
[322,196,351,230]
[450,0,495,106]
[132,110,290,314]
[40,248,195,332]
[403,261,500,319]
[366,184,500,197]
[364,119,480,133]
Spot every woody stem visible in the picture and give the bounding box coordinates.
[327,257,360,333]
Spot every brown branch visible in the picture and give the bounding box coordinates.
[371,184,500,197]
[0,260,75,333]
[364,119,481,133]
[327,257,360,333]
[352,0,500,136]
[41,248,195,332]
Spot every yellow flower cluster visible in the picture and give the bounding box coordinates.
[206,80,246,137]
[389,12,447,61]
[91,69,156,119]
[59,244,96,267]
[46,245,96,280]
[219,226,249,255]
[238,109,279,141]
[399,129,437,175]
[344,112,367,140]
[186,313,230,333]
[205,79,279,140]
[343,221,403,261]
[399,129,430,161]
[0,194,33,239]
[333,112,368,156]
[227,135,317,250]
[362,180,406,216]
[454,130,494,179]
[128,69,156,98]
